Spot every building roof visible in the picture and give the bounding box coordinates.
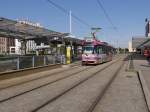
[137,38,150,48]
[132,36,148,48]
[0,17,82,45]
[0,17,64,39]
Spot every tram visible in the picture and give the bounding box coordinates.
[81,34,113,65]
[144,46,150,58]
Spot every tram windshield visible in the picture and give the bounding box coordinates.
[83,45,103,54]
[83,46,94,54]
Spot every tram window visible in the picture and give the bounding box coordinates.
[102,46,106,54]
[98,46,103,54]
[92,46,96,54]
[97,47,100,54]
[83,46,93,54]
[93,46,98,54]
[93,46,101,54]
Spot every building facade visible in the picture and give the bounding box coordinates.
[26,40,36,54]
[0,37,7,54]
[0,37,15,54]
[10,39,37,55]
[128,41,133,52]
[145,21,150,37]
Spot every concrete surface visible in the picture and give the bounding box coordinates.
[93,60,148,112]
[0,55,145,112]
[139,70,150,111]
[36,60,123,112]
[133,54,150,111]
[0,59,119,112]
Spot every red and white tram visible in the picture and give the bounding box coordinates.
[81,35,114,65]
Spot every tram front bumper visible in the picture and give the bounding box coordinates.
[82,60,98,65]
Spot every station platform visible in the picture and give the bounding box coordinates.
[132,54,150,111]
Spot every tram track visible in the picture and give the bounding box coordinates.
[92,55,148,112]
[0,58,117,103]
[0,64,82,90]
[0,64,62,80]
[33,57,124,112]
[87,60,124,112]
[0,55,120,93]
[0,56,123,112]
[0,65,91,102]
[32,58,122,112]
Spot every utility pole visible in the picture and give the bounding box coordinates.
[116,40,119,54]
[69,10,72,34]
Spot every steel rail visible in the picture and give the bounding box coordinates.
[0,65,92,103]
[31,58,121,112]
[0,64,81,90]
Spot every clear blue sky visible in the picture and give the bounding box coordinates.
[0,0,150,48]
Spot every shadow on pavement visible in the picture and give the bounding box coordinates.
[140,65,150,67]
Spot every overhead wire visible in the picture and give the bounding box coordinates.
[96,0,118,32]
[46,0,92,28]
[96,0,122,48]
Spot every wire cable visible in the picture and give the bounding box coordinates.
[46,0,91,28]
[96,0,117,31]
[96,0,123,46]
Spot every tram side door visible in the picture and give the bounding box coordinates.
[101,46,107,62]
[98,45,106,63]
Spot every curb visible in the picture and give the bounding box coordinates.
[0,64,61,75]
[125,57,131,71]
[125,55,135,72]
[62,61,81,68]
[69,61,81,67]
[138,70,150,111]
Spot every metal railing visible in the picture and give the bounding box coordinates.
[0,55,66,72]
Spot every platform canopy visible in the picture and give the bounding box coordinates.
[0,17,82,45]
[132,36,148,49]
[137,38,150,48]
[0,17,67,40]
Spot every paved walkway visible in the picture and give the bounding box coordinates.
[93,58,148,112]
[133,54,150,71]
[133,54,150,111]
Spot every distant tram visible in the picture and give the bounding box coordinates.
[81,34,114,65]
